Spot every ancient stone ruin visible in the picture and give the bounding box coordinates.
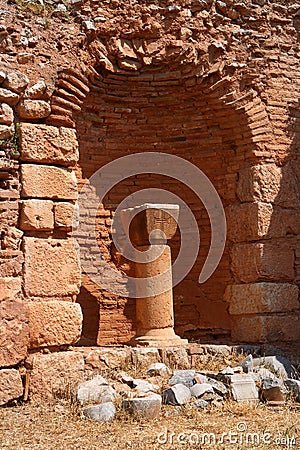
[0,0,299,405]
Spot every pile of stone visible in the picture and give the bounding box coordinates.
[75,356,300,422]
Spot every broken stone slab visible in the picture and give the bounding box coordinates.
[147,362,171,377]
[19,123,79,166]
[0,369,23,406]
[239,354,254,373]
[0,88,19,106]
[3,71,29,93]
[261,378,287,403]
[123,393,161,419]
[17,100,51,119]
[76,376,116,405]
[207,378,228,396]
[193,399,209,409]
[250,367,277,383]
[83,402,116,422]
[26,351,85,401]
[190,383,214,398]
[222,374,259,403]
[252,356,298,380]
[194,373,208,384]
[284,379,300,402]
[28,301,82,349]
[168,370,196,388]
[163,383,191,405]
[21,164,77,200]
[118,371,134,386]
[132,379,160,394]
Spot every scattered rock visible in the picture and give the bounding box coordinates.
[251,367,277,383]
[24,81,47,100]
[0,88,19,106]
[133,379,159,394]
[17,100,51,119]
[17,53,34,64]
[194,373,208,384]
[0,71,6,84]
[0,103,14,125]
[3,71,29,93]
[239,354,254,373]
[163,383,191,405]
[168,370,196,388]
[190,383,214,399]
[83,402,116,422]
[207,378,228,396]
[0,125,14,140]
[261,378,287,403]
[193,399,209,410]
[222,374,259,403]
[252,356,297,380]
[147,362,171,377]
[123,394,161,419]
[76,375,115,405]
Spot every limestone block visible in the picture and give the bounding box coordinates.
[83,402,116,422]
[76,376,116,405]
[0,124,14,140]
[190,383,214,398]
[0,369,24,406]
[84,347,132,370]
[21,164,77,200]
[0,294,29,367]
[0,276,21,300]
[226,202,273,242]
[23,237,81,297]
[163,383,191,405]
[54,202,78,229]
[20,200,54,231]
[123,394,162,418]
[168,370,196,388]
[28,301,82,349]
[223,374,259,403]
[231,242,295,283]
[27,351,85,401]
[0,88,19,106]
[225,283,299,315]
[17,100,51,119]
[3,71,29,93]
[231,314,300,343]
[0,103,14,125]
[24,81,47,99]
[19,123,79,166]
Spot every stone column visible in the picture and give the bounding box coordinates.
[121,204,188,347]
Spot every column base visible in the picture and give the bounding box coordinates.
[131,328,188,348]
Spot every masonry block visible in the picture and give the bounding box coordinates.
[231,242,295,282]
[21,164,77,200]
[19,123,79,166]
[28,301,82,348]
[20,200,54,231]
[27,351,85,401]
[231,314,300,344]
[54,202,78,229]
[23,237,81,297]
[224,283,299,315]
[0,369,24,406]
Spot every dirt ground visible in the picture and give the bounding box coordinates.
[0,399,299,450]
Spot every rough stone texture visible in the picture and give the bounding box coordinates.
[225,283,299,315]
[190,383,214,398]
[147,363,171,377]
[83,402,116,422]
[285,379,300,402]
[131,348,160,366]
[0,88,19,106]
[77,376,116,405]
[223,374,259,403]
[168,370,196,388]
[17,100,51,119]
[163,383,191,405]
[28,301,82,349]
[24,81,47,100]
[252,356,298,380]
[19,123,79,166]
[0,288,29,367]
[231,315,300,344]
[231,242,295,283]
[27,351,85,401]
[261,378,287,403]
[123,394,162,419]
[54,202,78,229]
[0,103,13,125]
[20,200,54,231]
[0,124,14,139]
[3,71,29,93]
[21,165,77,200]
[23,237,81,297]
[84,347,132,370]
[0,369,24,406]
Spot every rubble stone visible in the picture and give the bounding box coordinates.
[0,103,13,125]
[190,383,214,398]
[0,369,23,406]
[261,378,287,403]
[0,88,19,106]
[77,376,116,405]
[168,370,196,388]
[163,383,191,405]
[146,362,171,377]
[223,374,259,402]
[3,71,29,93]
[83,402,116,422]
[18,100,51,119]
[123,394,162,419]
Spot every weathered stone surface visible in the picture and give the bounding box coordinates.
[231,242,295,282]
[239,355,254,373]
[207,378,228,396]
[123,394,162,418]
[132,347,160,366]
[27,351,85,401]
[20,199,54,231]
[250,367,277,383]
[23,237,81,297]
[0,369,23,406]
[0,103,13,125]
[0,290,29,367]
[231,315,300,344]
[147,362,171,377]
[252,356,298,380]
[0,88,19,106]
[28,301,82,349]
[17,100,51,119]
[190,383,214,398]
[54,202,78,229]
[0,124,14,139]
[225,283,299,315]
[193,399,209,409]
[24,81,47,99]
[21,165,77,200]
[261,378,287,403]
[284,379,300,402]
[223,374,259,402]
[133,379,159,394]
[77,376,116,405]
[163,383,191,405]
[83,402,116,422]
[168,370,196,388]
[162,347,190,369]
[19,123,79,166]
[3,71,29,93]
[84,348,131,370]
